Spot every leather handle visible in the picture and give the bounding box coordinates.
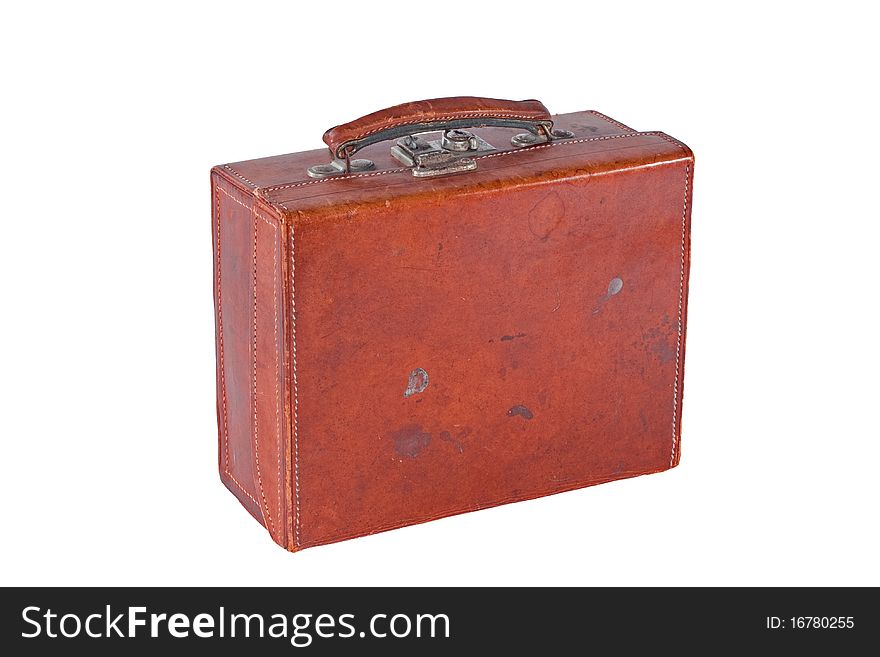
[322,96,553,160]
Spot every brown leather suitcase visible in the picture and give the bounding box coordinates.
[211,97,694,551]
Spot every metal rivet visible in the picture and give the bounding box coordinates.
[511,129,575,148]
[511,132,541,148]
[349,158,374,172]
[307,157,375,178]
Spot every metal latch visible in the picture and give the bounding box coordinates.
[390,129,495,177]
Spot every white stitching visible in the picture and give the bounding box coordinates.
[215,185,227,471]
[587,110,636,133]
[262,167,408,194]
[217,184,286,538]
[216,186,282,530]
[273,222,282,534]
[217,185,261,213]
[225,475,260,508]
[215,185,263,512]
[473,131,674,161]
[291,223,301,547]
[670,164,690,466]
[252,215,276,536]
[258,214,283,535]
[260,132,671,195]
[226,133,691,511]
[224,164,258,189]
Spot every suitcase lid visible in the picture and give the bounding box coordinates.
[215,100,691,221]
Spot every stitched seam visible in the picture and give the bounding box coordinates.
[224,474,260,507]
[252,216,276,536]
[217,185,263,214]
[290,224,301,547]
[258,214,283,533]
[334,111,548,143]
[223,164,258,189]
[274,223,282,533]
[670,163,690,466]
[472,131,664,161]
[587,110,636,133]
[261,132,668,195]
[263,167,408,194]
[215,185,261,511]
[219,182,291,224]
[215,185,227,471]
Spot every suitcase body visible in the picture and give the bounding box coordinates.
[211,97,694,551]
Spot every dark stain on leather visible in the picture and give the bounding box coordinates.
[569,122,600,133]
[643,326,676,364]
[392,424,431,458]
[651,339,677,364]
[507,405,534,420]
[500,332,526,342]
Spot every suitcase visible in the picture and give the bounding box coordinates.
[210,97,694,551]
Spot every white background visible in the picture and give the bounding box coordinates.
[2,0,878,586]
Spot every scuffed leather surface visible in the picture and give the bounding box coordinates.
[322,97,550,155]
[212,109,693,551]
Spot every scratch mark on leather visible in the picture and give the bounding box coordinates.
[500,332,526,342]
[399,265,438,273]
[551,288,561,313]
[392,424,431,458]
[439,429,467,454]
[507,405,534,420]
[527,192,565,241]
[403,367,429,398]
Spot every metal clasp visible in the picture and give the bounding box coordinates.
[390,129,494,177]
